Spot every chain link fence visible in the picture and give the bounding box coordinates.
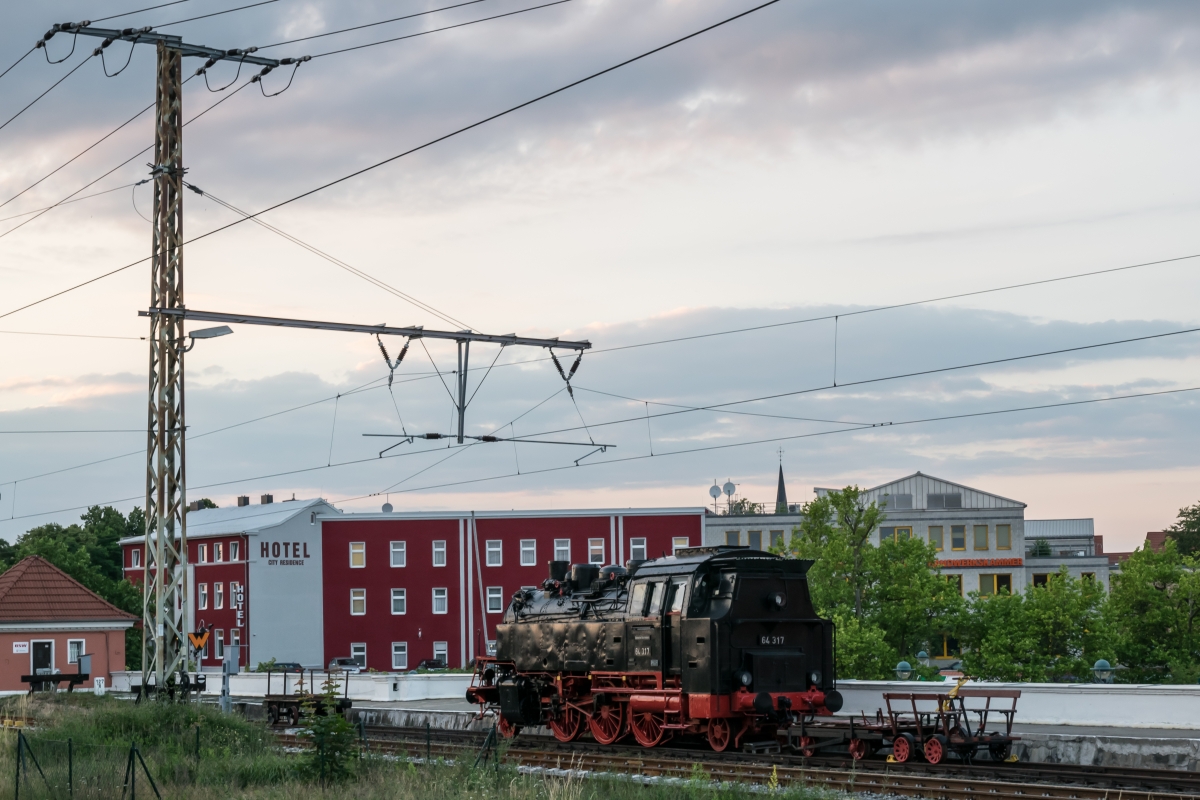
[11,729,164,800]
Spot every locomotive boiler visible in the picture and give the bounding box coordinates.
[466,545,843,751]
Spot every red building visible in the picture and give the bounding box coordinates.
[122,501,704,672]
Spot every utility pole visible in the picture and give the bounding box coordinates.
[52,21,289,693]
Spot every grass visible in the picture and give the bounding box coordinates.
[0,694,839,800]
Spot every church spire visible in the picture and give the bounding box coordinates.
[775,464,789,514]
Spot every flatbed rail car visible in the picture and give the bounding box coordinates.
[262,669,353,725]
[784,688,1020,763]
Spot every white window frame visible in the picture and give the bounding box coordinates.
[214,542,224,563]
[588,538,605,565]
[629,537,647,561]
[391,588,407,615]
[349,541,366,568]
[486,586,504,614]
[350,643,366,668]
[215,582,224,610]
[520,539,536,567]
[229,541,240,561]
[350,588,366,616]
[215,630,225,659]
[486,539,502,567]
[672,536,689,555]
[432,587,448,614]
[198,544,208,563]
[230,629,240,647]
[392,642,408,670]
[390,541,407,568]
[554,538,570,562]
[198,583,208,610]
[67,639,85,664]
[432,540,447,567]
[131,549,141,568]
[433,641,448,664]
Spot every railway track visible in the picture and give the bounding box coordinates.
[274,725,1200,800]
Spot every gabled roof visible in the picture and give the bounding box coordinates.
[815,472,1025,510]
[120,498,337,543]
[0,556,138,623]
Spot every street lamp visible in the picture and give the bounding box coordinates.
[179,325,233,352]
[917,650,931,668]
[1092,659,1115,684]
[894,660,914,681]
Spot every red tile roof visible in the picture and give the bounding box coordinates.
[0,556,138,623]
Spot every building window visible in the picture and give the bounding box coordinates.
[214,543,224,562]
[486,540,502,567]
[946,574,963,595]
[888,493,914,510]
[725,531,739,546]
[433,641,448,664]
[198,584,208,610]
[996,524,1012,550]
[520,539,536,566]
[951,525,966,551]
[132,549,141,568]
[588,538,605,565]
[392,642,408,670]
[215,583,224,609]
[390,541,406,567]
[974,525,989,550]
[68,639,85,664]
[215,630,225,659]
[200,636,209,660]
[629,538,647,561]
[350,542,366,568]
[231,629,240,649]
[883,527,912,543]
[928,493,963,509]
[487,586,504,613]
[940,635,960,658]
[1082,572,1096,581]
[198,544,208,563]
[979,574,1012,596]
[351,643,366,668]
[350,588,366,615]
[391,588,406,615]
[432,540,446,567]
[554,539,570,562]
[672,537,689,555]
[747,531,762,550]
[229,541,240,561]
[1032,573,1049,587]
[929,526,944,551]
[769,531,784,549]
[432,588,448,614]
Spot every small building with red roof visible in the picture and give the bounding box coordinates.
[0,556,137,692]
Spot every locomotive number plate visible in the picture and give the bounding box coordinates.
[759,635,785,645]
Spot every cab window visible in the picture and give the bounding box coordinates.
[668,580,687,613]
[647,582,666,616]
[628,583,648,615]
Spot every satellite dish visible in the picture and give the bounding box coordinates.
[723,481,736,497]
[709,484,721,499]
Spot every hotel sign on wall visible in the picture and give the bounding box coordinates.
[260,540,310,566]
[936,557,1024,568]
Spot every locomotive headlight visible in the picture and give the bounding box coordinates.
[809,670,821,687]
[771,592,786,609]
[737,670,753,687]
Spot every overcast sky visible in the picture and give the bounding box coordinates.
[1,0,1198,549]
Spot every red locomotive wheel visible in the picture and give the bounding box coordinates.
[924,734,948,765]
[629,709,666,748]
[797,736,816,758]
[892,733,915,763]
[707,718,731,752]
[549,705,584,742]
[497,716,521,739]
[847,738,869,761]
[588,703,625,745]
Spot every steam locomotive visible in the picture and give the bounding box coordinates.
[466,545,842,751]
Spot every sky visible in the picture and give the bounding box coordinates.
[1,0,1198,549]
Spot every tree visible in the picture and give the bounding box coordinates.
[830,613,894,680]
[1104,541,1200,683]
[867,536,965,661]
[786,488,885,618]
[1166,501,1200,556]
[1030,538,1051,557]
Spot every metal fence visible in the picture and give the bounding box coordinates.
[13,730,162,800]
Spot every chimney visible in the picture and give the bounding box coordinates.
[261,494,274,505]
[237,496,250,507]
[188,500,200,512]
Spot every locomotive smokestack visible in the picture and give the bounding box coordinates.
[548,560,569,582]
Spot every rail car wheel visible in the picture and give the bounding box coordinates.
[497,716,520,739]
[924,734,948,765]
[891,733,915,763]
[796,736,816,758]
[629,709,666,748]
[289,705,302,726]
[549,705,584,742]
[706,718,731,752]
[268,704,280,725]
[588,703,625,745]
[847,738,869,761]
[988,738,1013,762]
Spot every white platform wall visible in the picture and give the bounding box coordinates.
[110,671,472,702]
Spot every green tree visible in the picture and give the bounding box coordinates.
[300,674,357,782]
[1165,501,1200,556]
[785,488,885,618]
[1105,541,1200,683]
[868,536,965,660]
[830,613,894,679]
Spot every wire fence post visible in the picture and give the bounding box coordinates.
[68,737,73,798]
[133,743,162,799]
[127,743,135,800]
[14,729,20,800]
[426,721,431,763]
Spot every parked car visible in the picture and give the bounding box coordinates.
[328,657,364,673]
[413,658,447,671]
[270,662,304,673]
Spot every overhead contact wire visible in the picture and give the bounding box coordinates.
[0,52,95,135]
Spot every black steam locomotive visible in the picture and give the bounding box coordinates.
[466,545,842,751]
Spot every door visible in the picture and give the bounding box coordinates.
[32,641,52,675]
[663,579,688,675]
[626,580,663,673]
